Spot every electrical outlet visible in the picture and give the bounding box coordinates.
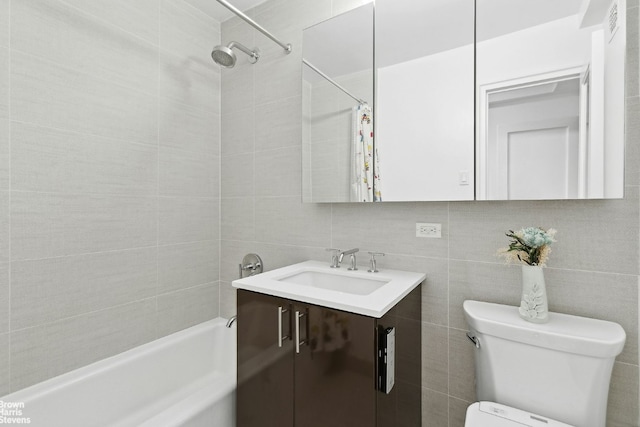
[416,223,441,238]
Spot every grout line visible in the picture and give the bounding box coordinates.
[155,7,161,339]
[157,281,218,299]
[251,21,257,281]
[10,118,159,149]
[11,48,158,99]
[9,296,159,335]
[613,359,640,368]
[217,22,223,317]
[7,0,12,394]
[329,203,333,249]
[10,241,218,264]
[447,257,640,277]
[10,189,219,201]
[56,0,159,48]
[171,0,223,26]
[446,200,451,422]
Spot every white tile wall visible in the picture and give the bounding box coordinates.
[11,192,158,260]
[59,0,160,45]
[0,263,8,334]
[12,53,159,144]
[158,240,219,293]
[11,247,158,329]
[0,333,9,396]
[156,282,220,336]
[10,298,157,391]
[0,0,9,50]
[11,122,158,195]
[0,191,8,265]
[11,0,159,96]
[2,0,221,393]
[158,196,218,245]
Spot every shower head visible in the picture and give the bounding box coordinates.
[211,45,236,67]
[211,41,259,68]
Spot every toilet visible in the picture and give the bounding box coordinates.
[463,300,626,427]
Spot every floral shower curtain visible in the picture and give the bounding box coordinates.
[351,103,381,202]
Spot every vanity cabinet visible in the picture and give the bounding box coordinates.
[236,287,421,427]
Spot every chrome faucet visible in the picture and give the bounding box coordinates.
[226,315,237,328]
[347,252,358,271]
[367,252,385,273]
[327,248,359,268]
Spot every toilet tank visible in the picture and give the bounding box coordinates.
[463,300,626,427]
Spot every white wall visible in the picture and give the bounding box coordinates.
[477,16,593,86]
[377,44,475,201]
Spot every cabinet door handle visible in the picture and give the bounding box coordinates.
[295,310,306,354]
[278,306,289,347]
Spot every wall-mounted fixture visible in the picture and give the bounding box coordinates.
[212,0,291,68]
[239,253,263,278]
[212,41,259,67]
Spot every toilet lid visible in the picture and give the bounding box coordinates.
[465,402,574,427]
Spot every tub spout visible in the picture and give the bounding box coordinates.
[226,315,237,328]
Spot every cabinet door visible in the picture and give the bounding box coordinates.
[237,290,294,427]
[293,303,376,427]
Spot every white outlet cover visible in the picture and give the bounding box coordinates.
[416,223,441,238]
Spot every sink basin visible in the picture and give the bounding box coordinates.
[277,270,389,295]
[232,260,426,318]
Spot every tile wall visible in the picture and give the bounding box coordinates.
[0,0,221,393]
[220,0,640,425]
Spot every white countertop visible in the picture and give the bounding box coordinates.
[232,260,426,318]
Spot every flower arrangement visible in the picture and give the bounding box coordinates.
[497,227,557,267]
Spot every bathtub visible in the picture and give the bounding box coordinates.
[1,318,236,427]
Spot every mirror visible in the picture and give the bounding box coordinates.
[375,0,475,201]
[302,0,627,203]
[302,4,375,203]
[476,0,626,200]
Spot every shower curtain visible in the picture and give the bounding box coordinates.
[351,103,381,202]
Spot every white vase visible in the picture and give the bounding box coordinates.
[518,265,549,323]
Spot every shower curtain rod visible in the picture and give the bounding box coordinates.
[303,59,367,105]
[215,0,292,53]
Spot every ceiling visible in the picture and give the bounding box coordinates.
[303,4,374,83]
[184,0,268,22]
[304,0,586,78]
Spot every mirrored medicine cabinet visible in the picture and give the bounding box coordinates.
[301,0,627,202]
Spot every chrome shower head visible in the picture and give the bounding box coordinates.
[211,41,259,68]
[211,45,236,67]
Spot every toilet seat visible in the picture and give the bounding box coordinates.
[465,402,574,427]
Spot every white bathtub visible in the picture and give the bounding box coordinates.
[1,318,236,427]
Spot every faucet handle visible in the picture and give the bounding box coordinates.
[326,248,341,268]
[347,253,358,271]
[367,252,385,273]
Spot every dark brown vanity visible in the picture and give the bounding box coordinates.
[236,285,422,427]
